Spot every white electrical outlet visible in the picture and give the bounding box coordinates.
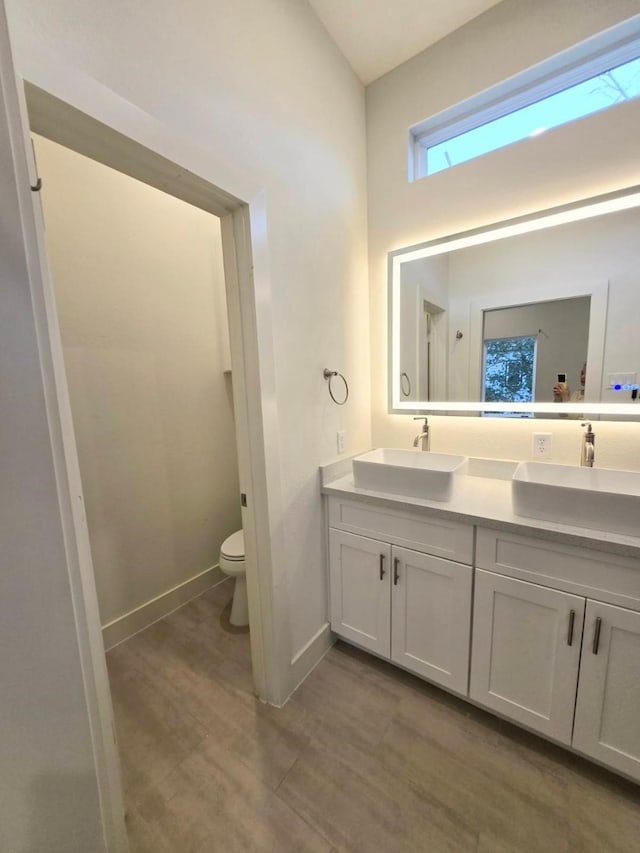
[337,430,346,454]
[532,432,552,458]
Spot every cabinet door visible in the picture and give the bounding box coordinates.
[391,547,472,695]
[470,570,584,744]
[573,601,640,782]
[329,529,391,657]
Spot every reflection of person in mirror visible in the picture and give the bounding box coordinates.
[553,363,585,417]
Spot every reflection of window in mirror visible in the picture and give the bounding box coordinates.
[483,335,537,413]
[480,297,590,415]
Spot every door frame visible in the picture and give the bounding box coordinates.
[7,60,287,852]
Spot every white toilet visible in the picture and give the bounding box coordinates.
[219,529,249,627]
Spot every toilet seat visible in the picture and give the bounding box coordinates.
[220,529,244,561]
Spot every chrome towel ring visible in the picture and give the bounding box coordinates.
[400,371,412,397]
[323,368,349,405]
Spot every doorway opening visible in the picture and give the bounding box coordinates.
[22,78,280,688]
[33,131,247,646]
[19,80,283,848]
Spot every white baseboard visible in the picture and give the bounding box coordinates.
[286,622,335,702]
[102,565,225,650]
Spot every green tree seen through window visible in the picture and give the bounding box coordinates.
[483,336,536,403]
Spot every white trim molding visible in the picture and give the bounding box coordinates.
[102,566,225,651]
[287,622,335,705]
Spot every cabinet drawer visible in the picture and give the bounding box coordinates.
[328,496,473,564]
[476,527,640,611]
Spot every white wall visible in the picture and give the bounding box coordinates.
[5,0,371,687]
[367,0,640,464]
[34,133,241,632]
[0,7,109,848]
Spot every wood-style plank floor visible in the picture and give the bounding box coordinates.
[106,582,640,852]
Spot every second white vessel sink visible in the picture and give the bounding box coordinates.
[512,461,640,537]
[352,448,467,501]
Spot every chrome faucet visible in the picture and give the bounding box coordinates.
[581,422,595,467]
[412,417,430,451]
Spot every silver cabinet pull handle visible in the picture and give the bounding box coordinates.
[393,557,400,586]
[567,609,576,646]
[592,616,602,654]
[379,554,386,581]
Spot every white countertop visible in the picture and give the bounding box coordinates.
[322,471,640,559]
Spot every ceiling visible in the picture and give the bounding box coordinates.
[308,0,504,85]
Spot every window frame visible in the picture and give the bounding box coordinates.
[409,18,640,181]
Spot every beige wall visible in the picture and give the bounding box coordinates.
[34,134,241,628]
[367,0,640,465]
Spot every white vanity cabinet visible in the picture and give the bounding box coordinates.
[573,601,640,780]
[323,485,640,784]
[328,497,473,695]
[390,545,472,693]
[470,570,584,744]
[328,530,391,657]
[474,527,640,778]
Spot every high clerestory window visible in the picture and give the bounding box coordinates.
[410,20,640,181]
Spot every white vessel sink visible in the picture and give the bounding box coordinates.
[352,448,467,501]
[512,461,640,537]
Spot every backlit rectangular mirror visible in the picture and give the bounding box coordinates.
[389,187,640,417]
